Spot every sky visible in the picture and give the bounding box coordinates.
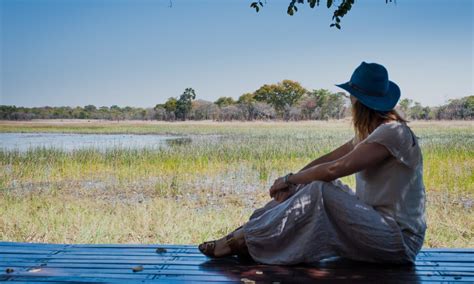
[1,0,473,108]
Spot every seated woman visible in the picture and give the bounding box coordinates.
[198,62,427,265]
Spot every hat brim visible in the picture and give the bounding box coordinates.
[335,81,400,112]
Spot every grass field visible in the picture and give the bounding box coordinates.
[0,120,473,248]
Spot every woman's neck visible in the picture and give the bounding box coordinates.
[372,118,394,131]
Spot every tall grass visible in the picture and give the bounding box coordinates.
[1,120,472,247]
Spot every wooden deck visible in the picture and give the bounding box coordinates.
[1,242,473,283]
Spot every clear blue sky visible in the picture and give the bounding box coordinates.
[1,0,472,108]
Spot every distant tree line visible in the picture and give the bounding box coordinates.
[397,97,474,120]
[0,105,158,121]
[1,80,472,121]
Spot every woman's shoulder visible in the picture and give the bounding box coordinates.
[375,121,409,132]
[365,121,421,167]
[369,121,413,142]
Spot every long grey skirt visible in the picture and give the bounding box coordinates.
[242,180,424,265]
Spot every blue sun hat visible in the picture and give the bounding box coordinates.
[336,62,401,112]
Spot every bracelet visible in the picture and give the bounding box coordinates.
[283,173,296,186]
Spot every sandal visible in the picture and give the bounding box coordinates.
[225,229,252,259]
[198,225,251,259]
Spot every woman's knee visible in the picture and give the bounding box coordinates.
[307,180,334,193]
[317,180,354,206]
[293,180,332,202]
[305,180,329,191]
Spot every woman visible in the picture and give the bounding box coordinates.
[198,62,427,265]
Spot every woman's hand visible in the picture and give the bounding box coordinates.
[273,184,299,203]
[269,177,287,198]
[273,189,291,203]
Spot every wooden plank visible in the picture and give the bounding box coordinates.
[0,243,66,249]
[5,241,468,254]
[3,261,474,272]
[3,264,474,281]
[421,248,474,253]
[4,276,148,283]
[416,256,474,262]
[421,251,474,256]
[4,274,235,282]
[5,248,474,259]
[3,258,471,271]
[3,241,471,252]
[2,271,150,279]
[0,266,462,277]
[158,273,474,282]
[0,248,61,254]
[2,272,473,282]
[1,242,473,283]
[4,253,473,264]
[0,243,474,257]
[0,253,192,260]
[0,257,474,269]
[0,242,195,249]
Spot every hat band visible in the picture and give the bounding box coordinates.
[348,82,384,97]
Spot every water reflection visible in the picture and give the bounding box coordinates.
[0,133,186,152]
[197,256,421,283]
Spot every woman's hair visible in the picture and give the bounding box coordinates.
[352,100,408,143]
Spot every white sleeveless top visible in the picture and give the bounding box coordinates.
[355,121,427,237]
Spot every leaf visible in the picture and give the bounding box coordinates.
[132,265,144,272]
[335,23,341,29]
[250,3,260,12]
[327,0,333,8]
[259,1,263,7]
[287,6,294,15]
[309,0,316,8]
[294,5,298,12]
[156,247,167,253]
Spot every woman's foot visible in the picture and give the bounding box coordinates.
[199,227,246,258]
[198,236,232,257]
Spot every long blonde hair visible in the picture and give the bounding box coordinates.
[352,100,407,143]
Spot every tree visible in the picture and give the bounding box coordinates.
[254,79,307,119]
[176,88,196,120]
[298,95,317,119]
[440,96,474,120]
[253,102,276,120]
[250,0,395,29]
[217,105,244,121]
[237,93,257,120]
[309,89,346,120]
[153,105,167,120]
[162,98,177,113]
[214,97,236,108]
[190,99,219,120]
[410,102,429,120]
[398,98,413,118]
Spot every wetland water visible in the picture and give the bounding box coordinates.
[0,133,189,152]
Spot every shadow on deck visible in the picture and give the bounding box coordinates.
[1,242,473,283]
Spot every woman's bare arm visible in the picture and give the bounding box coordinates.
[298,139,355,172]
[270,141,391,197]
[272,139,355,202]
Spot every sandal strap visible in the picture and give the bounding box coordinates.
[225,233,239,253]
[199,241,216,257]
[225,233,251,259]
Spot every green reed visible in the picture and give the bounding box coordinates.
[0,121,472,247]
